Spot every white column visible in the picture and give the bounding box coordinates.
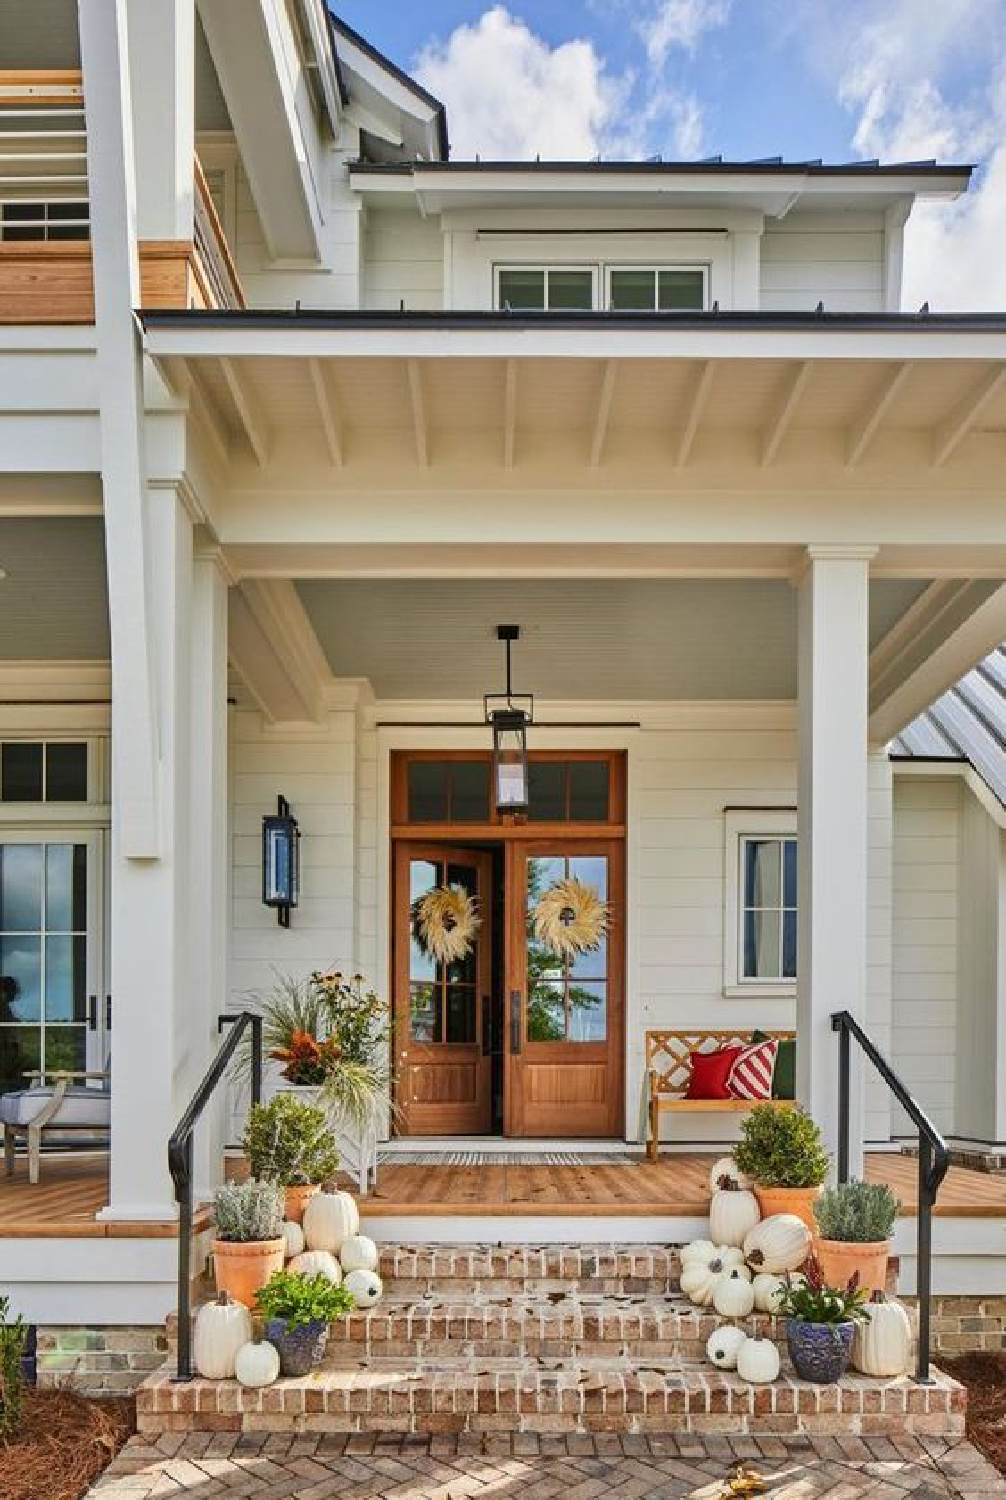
[125,0,195,241]
[796,545,876,1175]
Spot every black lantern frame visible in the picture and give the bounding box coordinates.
[262,794,300,927]
[484,624,533,814]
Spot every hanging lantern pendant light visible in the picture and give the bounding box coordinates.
[484,624,533,814]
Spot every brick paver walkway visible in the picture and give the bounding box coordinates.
[86,1430,1006,1498]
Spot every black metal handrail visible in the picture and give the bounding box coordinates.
[831,1009,950,1383]
[167,1011,262,1381]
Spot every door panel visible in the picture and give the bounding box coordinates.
[506,840,624,1137]
[394,843,492,1135]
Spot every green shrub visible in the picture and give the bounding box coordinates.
[255,1270,355,1330]
[243,1094,339,1187]
[213,1179,284,1242]
[0,1295,27,1437]
[813,1179,899,1242]
[732,1104,830,1187]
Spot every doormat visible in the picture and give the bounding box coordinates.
[377,1150,643,1166]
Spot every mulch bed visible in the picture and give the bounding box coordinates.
[0,1389,135,1500]
[943,1352,1006,1476]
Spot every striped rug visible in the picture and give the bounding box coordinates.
[377,1150,643,1166]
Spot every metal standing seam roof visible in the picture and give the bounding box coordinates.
[891,645,1006,808]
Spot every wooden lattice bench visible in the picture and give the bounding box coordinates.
[645,1029,796,1160]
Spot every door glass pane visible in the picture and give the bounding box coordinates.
[0,1024,39,1095]
[407,763,447,822]
[445,986,475,1044]
[0,845,43,931]
[409,982,439,1044]
[569,855,608,901]
[528,978,565,1041]
[498,269,544,310]
[45,743,88,801]
[546,269,593,309]
[45,935,86,1021]
[1,743,43,801]
[445,862,478,986]
[0,936,41,1020]
[46,844,87,932]
[449,761,490,822]
[409,859,440,982]
[42,1024,86,1075]
[609,269,656,310]
[569,981,606,1042]
[528,762,565,821]
[569,762,609,821]
[657,269,705,309]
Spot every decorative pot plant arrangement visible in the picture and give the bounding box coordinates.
[242,1092,341,1225]
[732,1103,831,1228]
[812,1178,900,1295]
[776,1255,869,1384]
[254,1269,355,1376]
[211,1179,286,1308]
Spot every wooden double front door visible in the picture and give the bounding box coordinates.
[393,838,624,1138]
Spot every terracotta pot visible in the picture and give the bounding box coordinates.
[212,1238,285,1309]
[754,1183,822,1229]
[284,1183,320,1225]
[816,1237,890,1296]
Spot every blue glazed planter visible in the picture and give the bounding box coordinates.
[786,1319,855,1384]
[265,1317,329,1377]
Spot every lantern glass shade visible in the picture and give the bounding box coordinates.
[491,711,529,812]
[262,814,299,909]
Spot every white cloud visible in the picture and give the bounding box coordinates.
[637,0,733,68]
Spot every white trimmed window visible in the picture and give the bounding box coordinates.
[495,266,596,311]
[494,263,709,313]
[723,809,797,997]
[606,265,707,310]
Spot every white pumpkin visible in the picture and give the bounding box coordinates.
[193,1291,253,1380]
[680,1246,748,1307]
[706,1324,748,1370]
[712,1267,756,1319]
[344,1267,383,1307]
[752,1273,788,1314]
[851,1296,913,1378]
[234,1339,280,1389]
[287,1249,343,1283]
[709,1182,761,1249]
[708,1156,753,1192]
[339,1234,379,1274]
[282,1220,305,1260]
[303,1190,359,1253]
[680,1238,718,1266]
[736,1332,781,1385]
[743,1214,812,1275]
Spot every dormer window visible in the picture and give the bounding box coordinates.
[497,266,594,311]
[608,266,706,311]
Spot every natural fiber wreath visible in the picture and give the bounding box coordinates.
[532,877,609,961]
[411,884,480,965]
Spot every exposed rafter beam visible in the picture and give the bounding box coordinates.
[869,581,1006,744]
[503,358,516,470]
[219,357,270,467]
[227,579,334,725]
[182,361,230,471]
[761,360,812,466]
[933,364,1006,467]
[589,360,618,468]
[869,579,970,694]
[407,358,428,467]
[846,361,912,467]
[674,360,714,468]
[307,357,343,467]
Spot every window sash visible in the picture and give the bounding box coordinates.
[739,834,797,982]
[494,263,709,313]
[606,265,707,311]
[495,265,596,311]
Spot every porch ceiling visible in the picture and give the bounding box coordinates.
[0,517,108,659]
[294,576,927,701]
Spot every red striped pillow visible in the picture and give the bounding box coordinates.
[728,1038,779,1101]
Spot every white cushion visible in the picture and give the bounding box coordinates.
[1,1086,111,1129]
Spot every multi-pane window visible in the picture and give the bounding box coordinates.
[608,266,706,310]
[406,760,491,823]
[0,201,89,242]
[740,836,797,982]
[496,266,595,311]
[526,854,608,1042]
[408,856,478,1045]
[528,760,609,822]
[1,743,88,802]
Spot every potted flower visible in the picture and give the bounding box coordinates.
[732,1104,830,1227]
[254,1268,354,1376]
[777,1255,869,1383]
[211,1180,286,1308]
[813,1179,900,1295]
[242,1093,340,1225]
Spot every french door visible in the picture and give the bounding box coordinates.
[0,830,107,1096]
[393,843,493,1135]
[506,840,624,1137]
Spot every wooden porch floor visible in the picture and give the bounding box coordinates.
[3,1150,1005,1236]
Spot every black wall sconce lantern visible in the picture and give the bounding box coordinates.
[484,624,533,813]
[262,794,300,927]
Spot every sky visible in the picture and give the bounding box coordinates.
[334,0,1006,309]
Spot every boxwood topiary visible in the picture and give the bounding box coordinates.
[732,1104,830,1187]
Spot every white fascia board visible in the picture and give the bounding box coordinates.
[334,30,440,158]
[298,0,342,133]
[143,323,1006,364]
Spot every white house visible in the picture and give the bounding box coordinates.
[1,0,1006,1333]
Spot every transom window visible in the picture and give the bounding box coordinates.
[722,809,797,996]
[1,743,88,803]
[495,263,708,312]
[394,753,623,827]
[608,266,706,310]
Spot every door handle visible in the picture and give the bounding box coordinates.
[510,989,522,1055]
[86,994,98,1031]
[481,996,491,1056]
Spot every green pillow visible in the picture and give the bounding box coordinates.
[751,1030,796,1100]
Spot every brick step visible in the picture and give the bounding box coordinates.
[332,1290,790,1360]
[376,1242,682,1293]
[137,1352,964,1438]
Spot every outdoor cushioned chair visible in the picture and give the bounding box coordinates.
[1,1069,111,1185]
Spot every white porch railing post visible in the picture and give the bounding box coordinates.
[796,544,877,1178]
